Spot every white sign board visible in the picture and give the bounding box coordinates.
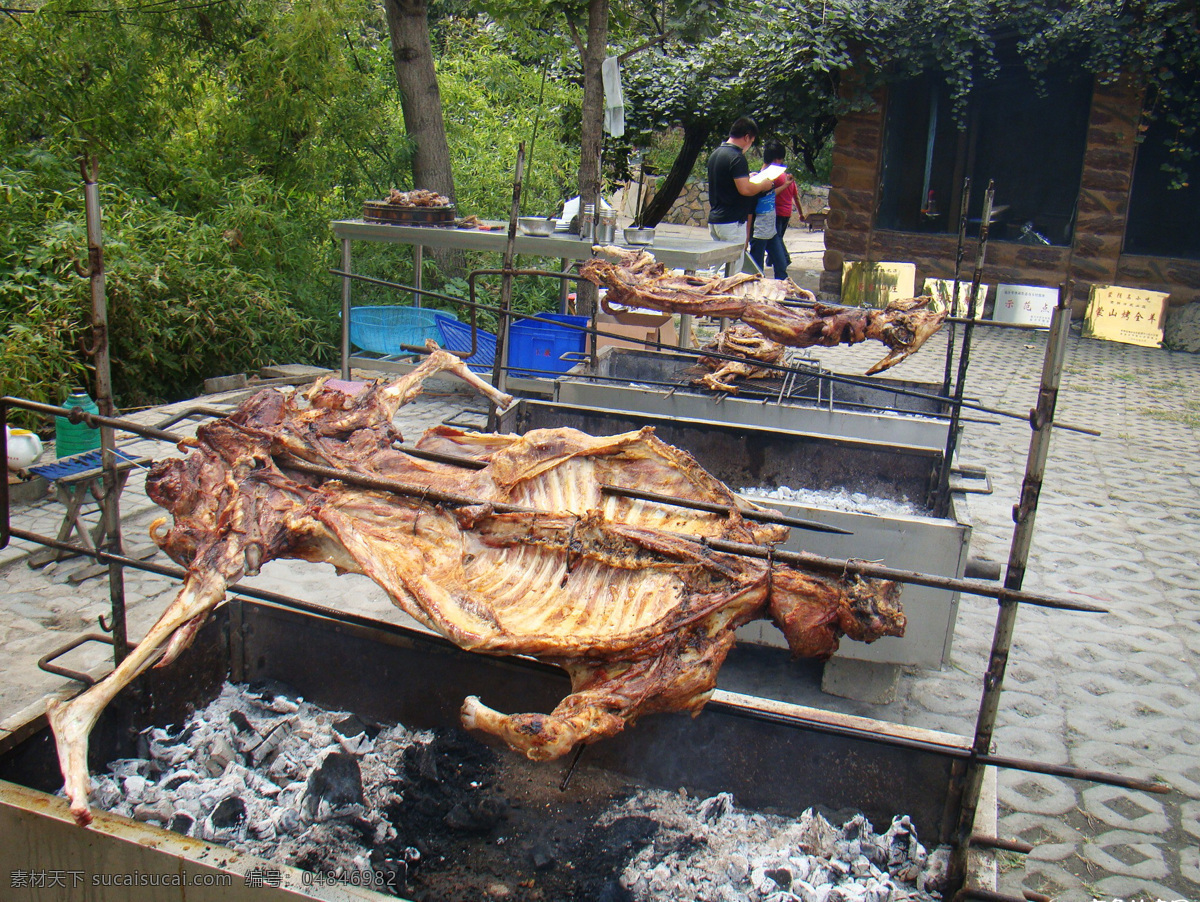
[993,284,1057,328]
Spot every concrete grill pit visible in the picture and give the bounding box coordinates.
[494,399,976,672]
[0,600,982,901]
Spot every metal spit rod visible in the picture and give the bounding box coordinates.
[946,283,1078,893]
[330,267,1100,437]
[936,181,995,512]
[941,177,972,398]
[275,457,1106,615]
[9,525,1166,800]
[0,396,1107,617]
[80,156,129,668]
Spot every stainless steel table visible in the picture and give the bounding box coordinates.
[330,218,744,378]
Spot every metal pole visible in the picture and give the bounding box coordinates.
[946,281,1075,892]
[80,156,128,666]
[942,177,972,397]
[488,143,525,417]
[935,181,994,509]
[340,237,352,380]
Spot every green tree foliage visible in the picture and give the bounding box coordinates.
[0,1,582,418]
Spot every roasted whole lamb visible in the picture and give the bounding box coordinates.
[48,348,905,826]
[581,247,945,375]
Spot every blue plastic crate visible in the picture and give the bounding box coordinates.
[509,313,589,378]
[348,306,448,355]
[435,313,496,373]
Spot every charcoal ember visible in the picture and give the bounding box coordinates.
[203,733,237,777]
[90,780,121,809]
[443,795,508,833]
[247,717,294,766]
[302,752,364,819]
[229,710,255,734]
[851,855,874,877]
[699,791,733,823]
[163,770,200,791]
[211,795,247,830]
[109,758,148,779]
[332,714,373,738]
[919,847,948,894]
[121,774,151,801]
[274,807,302,835]
[168,811,195,836]
[797,808,839,858]
[133,800,173,823]
[266,752,299,785]
[881,816,926,881]
[766,865,794,890]
[863,881,894,902]
[250,816,277,842]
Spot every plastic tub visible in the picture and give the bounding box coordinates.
[348,306,448,355]
[509,313,589,378]
[435,314,496,373]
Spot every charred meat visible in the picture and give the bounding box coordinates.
[581,247,945,375]
[49,348,904,826]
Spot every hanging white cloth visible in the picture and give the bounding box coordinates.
[602,56,625,137]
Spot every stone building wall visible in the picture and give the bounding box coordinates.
[821,76,1200,315]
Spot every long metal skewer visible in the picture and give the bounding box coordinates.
[276,457,1106,615]
[946,281,1077,893]
[333,266,1100,437]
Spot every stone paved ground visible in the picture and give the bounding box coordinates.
[2,321,1198,901]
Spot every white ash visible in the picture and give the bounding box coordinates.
[613,790,947,902]
[738,485,928,518]
[87,682,431,873]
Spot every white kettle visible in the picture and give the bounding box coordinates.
[6,426,44,470]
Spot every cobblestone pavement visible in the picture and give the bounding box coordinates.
[2,324,1198,901]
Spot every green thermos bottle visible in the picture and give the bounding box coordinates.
[55,389,101,459]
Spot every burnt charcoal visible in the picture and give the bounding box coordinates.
[369,856,408,897]
[596,881,635,902]
[229,710,255,734]
[303,752,364,816]
[699,791,733,823]
[333,713,379,739]
[169,812,195,835]
[275,807,301,835]
[530,840,557,871]
[766,867,793,890]
[211,795,247,830]
[443,796,508,833]
[163,772,194,791]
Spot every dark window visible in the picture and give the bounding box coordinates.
[1125,111,1200,260]
[877,51,1093,246]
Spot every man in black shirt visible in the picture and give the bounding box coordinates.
[707,116,777,271]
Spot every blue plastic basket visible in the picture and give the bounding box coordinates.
[434,313,496,373]
[348,306,447,355]
[509,313,589,378]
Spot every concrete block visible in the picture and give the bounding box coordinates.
[820,657,901,704]
[259,364,331,380]
[203,373,248,394]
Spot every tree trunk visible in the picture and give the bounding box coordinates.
[575,0,609,316]
[639,121,711,228]
[386,0,464,278]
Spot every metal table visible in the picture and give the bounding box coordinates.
[330,219,745,378]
